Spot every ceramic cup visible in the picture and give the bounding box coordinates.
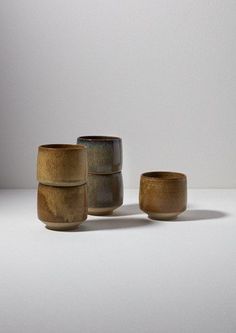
[37,144,87,186]
[38,183,87,230]
[139,171,187,220]
[88,172,123,215]
[77,136,122,174]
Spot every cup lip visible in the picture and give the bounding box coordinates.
[39,144,86,151]
[77,135,121,142]
[141,171,186,181]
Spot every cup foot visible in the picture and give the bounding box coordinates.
[44,221,82,231]
[88,207,118,216]
[148,212,179,221]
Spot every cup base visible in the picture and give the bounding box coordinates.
[88,206,118,216]
[43,221,82,231]
[148,212,179,221]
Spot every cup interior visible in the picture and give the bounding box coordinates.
[142,171,186,181]
[78,136,121,142]
[39,144,85,150]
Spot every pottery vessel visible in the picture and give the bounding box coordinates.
[38,183,87,230]
[37,144,87,186]
[77,136,122,174]
[88,173,123,215]
[139,171,187,220]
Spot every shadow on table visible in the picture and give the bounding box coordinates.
[65,208,228,232]
[79,217,154,232]
[176,209,228,222]
[112,203,196,216]
[112,204,142,216]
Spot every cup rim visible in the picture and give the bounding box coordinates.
[39,144,86,151]
[78,135,121,142]
[141,171,186,181]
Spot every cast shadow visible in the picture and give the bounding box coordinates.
[79,217,154,232]
[112,204,142,216]
[112,203,195,217]
[176,209,228,222]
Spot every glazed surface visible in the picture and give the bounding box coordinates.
[139,171,187,218]
[77,136,122,174]
[88,173,123,213]
[37,144,87,186]
[37,183,88,225]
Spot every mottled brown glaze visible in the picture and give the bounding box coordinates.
[37,183,87,230]
[77,136,122,174]
[37,144,87,186]
[88,172,123,215]
[139,171,187,220]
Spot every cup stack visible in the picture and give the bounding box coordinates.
[37,144,88,230]
[77,136,123,215]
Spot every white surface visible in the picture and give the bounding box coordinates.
[1,1,236,188]
[0,189,236,333]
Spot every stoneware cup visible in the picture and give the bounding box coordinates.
[139,171,187,220]
[88,172,123,215]
[77,136,122,174]
[38,183,87,230]
[37,144,87,186]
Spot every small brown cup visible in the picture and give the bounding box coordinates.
[37,144,87,186]
[38,183,87,230]
[139,171,187,220]
[77,136,122,174]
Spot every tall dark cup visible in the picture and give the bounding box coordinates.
[77,136,123,215]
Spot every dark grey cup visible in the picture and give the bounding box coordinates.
[87,173,123,215]
[77,136,122,174]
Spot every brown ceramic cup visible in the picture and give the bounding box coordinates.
[88,172,123,215]
[139,171,187,220]
[37,144,87,186]
[37,183,87,230]
[77,136,122,174]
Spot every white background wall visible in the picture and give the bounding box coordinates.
[0,0,235,188]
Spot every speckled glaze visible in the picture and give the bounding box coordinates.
[88,173,123,215]
[37,144,87,186]
[77,136,122,174]
[38,183,87,230]
[139,171,187,220]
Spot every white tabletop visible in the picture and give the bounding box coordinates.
[0,189,236,333]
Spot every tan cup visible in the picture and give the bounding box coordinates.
[38,183,87,230]
[37,144,87,186]
[139,171,187,220]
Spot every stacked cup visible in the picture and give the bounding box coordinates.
[37,144,88,230]
[77,136,123,215]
